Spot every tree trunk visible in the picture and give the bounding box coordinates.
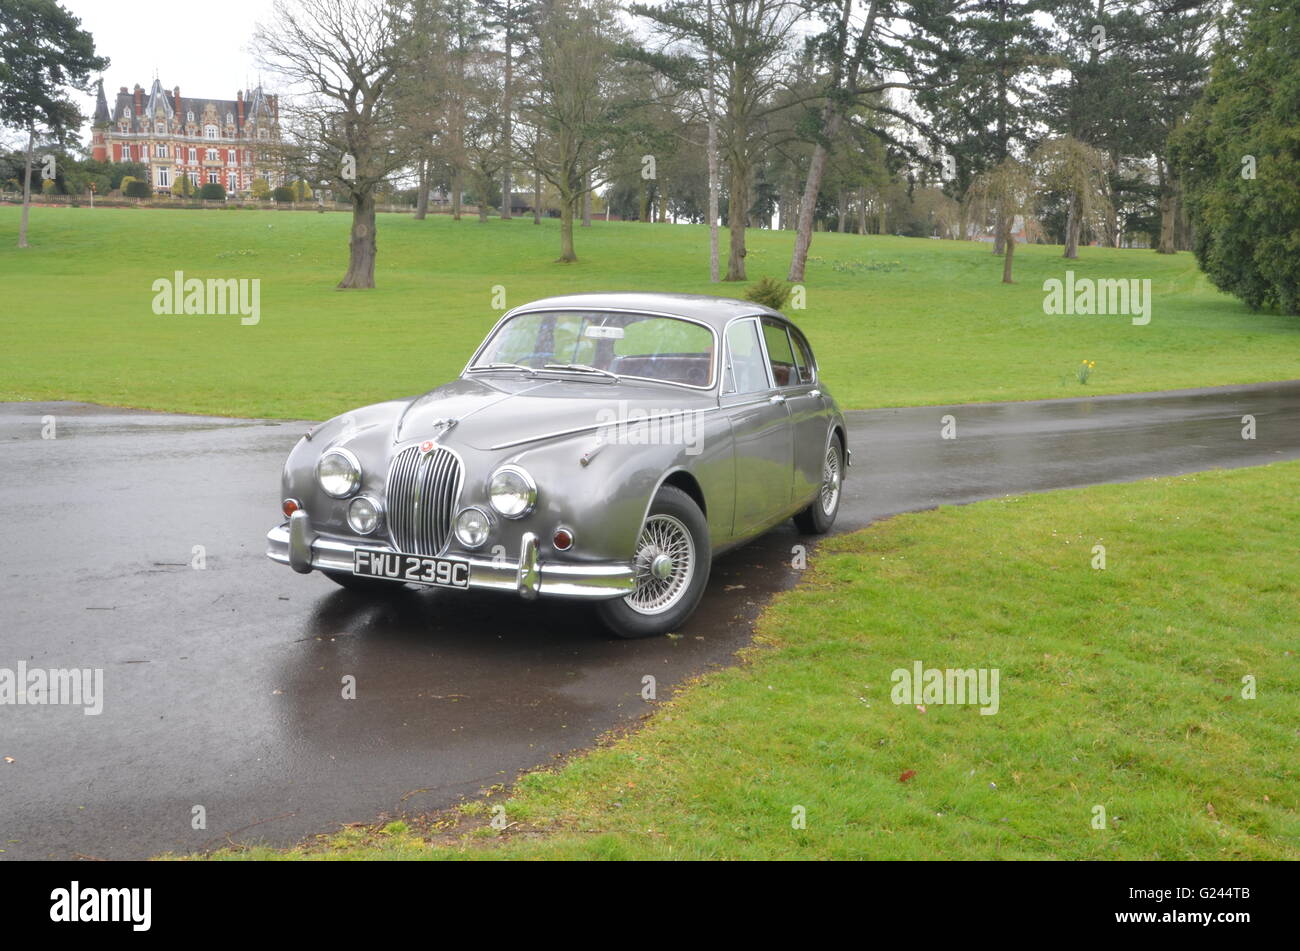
[1063,190,1079,259]
[478,175,489,223]
[1002,221,1015,284]
[339,191,377,288]
[582,174,592,227]
[638,177,650,223]
[1156,160,1175,254]
[788,128,839,282]
[993,210,1005,255]
[501,36,513,220]
[706,0,720,282]
[724,159,748,281]
[558,196,576,262]
[18,128,35,249]
[451,170,462,221]
[414,157,429,221]
[657,186,668,224]
[836,191,847,232]
[533,167,541,225]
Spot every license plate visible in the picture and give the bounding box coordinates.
[353,549,470,588]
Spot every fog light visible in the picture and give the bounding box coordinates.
[282,498,301,517]
[455,507,490,549]
[552,527,573,551]
[347,496,381,535]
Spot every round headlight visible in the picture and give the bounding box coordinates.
[317,448,361,498]
[347,496,381,535]
[455,507,491,548]
[489,465,536,519]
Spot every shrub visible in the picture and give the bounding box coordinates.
[124,179,152,199]
[250,178,271,201]
[273,185,295,203]
[745,276,793,311]
[199,182,226,201]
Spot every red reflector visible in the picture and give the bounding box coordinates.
[282,498,300,517]
[552,528,573,551]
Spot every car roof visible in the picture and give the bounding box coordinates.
[504,292,790,331]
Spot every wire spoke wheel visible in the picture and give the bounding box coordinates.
[625,514,696,615]
[820,444,841,516]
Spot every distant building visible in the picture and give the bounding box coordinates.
[90,78,282,195]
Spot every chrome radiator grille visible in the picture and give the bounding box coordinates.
[386,445,462,555]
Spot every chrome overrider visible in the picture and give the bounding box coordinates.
[266,510,637,600]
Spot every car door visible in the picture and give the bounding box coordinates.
[761,318,825,504]
[721,317,793,537]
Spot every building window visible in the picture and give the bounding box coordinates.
[227,149,237,164]
[186,111,194,122]
[226,112,234,125]
[228,173,237,191]
[158,168,169,188]
[124,106,131,117]
[156,122,165,134]
[206,148,218,162]
[257,128,268,139]
[188,147,197,163]
[119,124,128,133]
[205,125,218,139]
[207,170,219,185]
[188,171,198,185]
[155,144,168,158]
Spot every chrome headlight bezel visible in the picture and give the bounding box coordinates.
[317,447,362,499]
[346,495,383,535]
[488,464,537,519]
[454,506,492,549]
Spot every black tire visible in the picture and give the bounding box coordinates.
[596,485,711,638]
[793,435,844,534]
[322,570,404,594]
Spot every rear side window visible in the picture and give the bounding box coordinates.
[723,320,771,395]
[761,319,798,387]
[788,327,816,384]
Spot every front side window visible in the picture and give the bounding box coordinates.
[472,311,715,387]
[205,125,218,139]
[722,319,771,395]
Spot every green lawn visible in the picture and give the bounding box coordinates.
[209,461,1298,860]
[2,205,1297,418]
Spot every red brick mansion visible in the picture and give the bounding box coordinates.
[91,78,283,195]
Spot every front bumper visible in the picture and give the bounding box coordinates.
[266,511,635,600]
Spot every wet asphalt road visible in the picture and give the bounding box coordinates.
[2,380,1298,860]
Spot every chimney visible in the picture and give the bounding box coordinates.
[269,94,278,120]
[174,86,181,120]
[236,90,244,128]
[133,85,142,116]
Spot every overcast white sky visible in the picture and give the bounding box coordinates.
[62,0,273,141]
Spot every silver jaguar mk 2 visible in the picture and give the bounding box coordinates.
[267,292,849,637]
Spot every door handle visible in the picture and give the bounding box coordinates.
[769,394,786,404]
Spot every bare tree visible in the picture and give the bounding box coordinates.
[257,0,405,288]
[967,157,1034,284]
[1033,135,1110,258]
[522,0,630,262]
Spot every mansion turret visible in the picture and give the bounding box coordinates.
[91,79,283,195]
